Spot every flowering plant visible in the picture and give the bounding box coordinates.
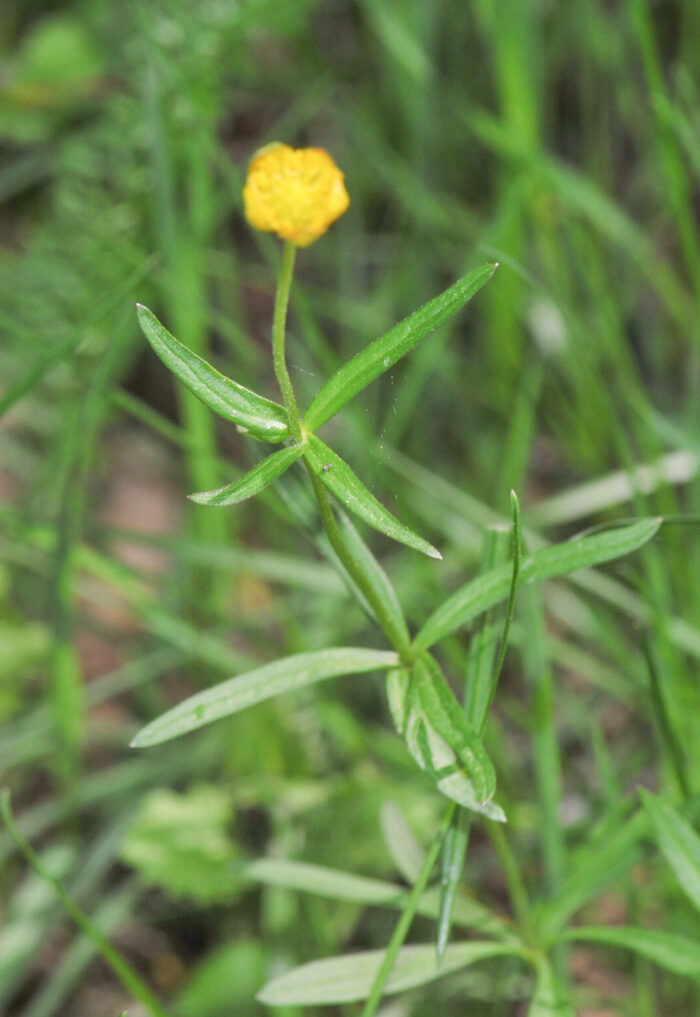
[131,144,663,1014]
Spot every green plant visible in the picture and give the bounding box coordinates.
[3,5,700,1013]
[127,144,686,1016]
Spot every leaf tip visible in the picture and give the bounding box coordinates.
[427,546,443,560]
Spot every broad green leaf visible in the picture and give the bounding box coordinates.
[257,941,521,1005]
[303,263,497,432]
[176,938,266,1017]
[528,956,574,1016]
[120,787,239,903]
[305,435,441,559]
[136,304,289,442]
[188,445,304,506]
[558,925,700,977]
[640,790,700,912]
[240,858,517,941]
[131,647,398,747]
[415,517,661,650]
[386,669,505,822]
[414,655,496,804]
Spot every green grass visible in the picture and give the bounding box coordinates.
[1,1,700,1015]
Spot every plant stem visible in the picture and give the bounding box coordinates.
[0,790,169,1017]
[272,242,302,442]
[305,464,412,656]
[487,820,535,946]
[360,802,456,1017]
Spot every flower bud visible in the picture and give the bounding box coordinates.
[243,143,349,247]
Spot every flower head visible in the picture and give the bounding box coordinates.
[243,143,349,247]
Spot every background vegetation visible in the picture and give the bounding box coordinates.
[1,1,700,1015]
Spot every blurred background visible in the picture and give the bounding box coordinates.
[1,1,700,1015]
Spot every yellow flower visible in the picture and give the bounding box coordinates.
[243,143,349,247]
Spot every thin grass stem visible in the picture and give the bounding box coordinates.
[0,791,169,1017]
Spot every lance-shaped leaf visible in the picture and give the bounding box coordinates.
[189,445,304,507]
[333,511,411,648]
[303,263,497,432]
[414,654,496,804]
[415,516,661,650]
[386,668,505,822]
[305,435,441,559]
[640,790,700,912]
[258,941,522,1005]
[240,857,515,940]
[558,925,700,977]
[136,304,289,442]
[437,809,470,960]
[131,647,398,747]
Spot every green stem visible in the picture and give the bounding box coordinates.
[272,242,302,442]
[487,820,535,946]
[0,790,169,1017]
[360,802,456,1017]
[272,242,410,657]
[305,463,412,656]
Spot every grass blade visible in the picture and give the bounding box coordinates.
[136,304,289,441]
[558,925,700,977]
[188,445,304,506]
[437,810,470,960]
[0,792,168,1017]
[303,264,497,432]
[131,648,398,747]
[640,791,700,912]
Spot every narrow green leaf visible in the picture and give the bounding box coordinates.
[131,648,398,747]
[136,304,289,442]
[241,858,408,907]
[257,941,520,1005]
[464,525,510,732]
[640,790,700,912]
[386,669,505,822]
[334,511,411,650]
[437,810,470,960]
[305,435,441,559]
[303,264,497,432]
[380,801,425,883]
[558,925,700,977]
[414,655,496,804]
[528,956,574,1017]
[538,810,649,938]
[188,445,304,506]
[415,517,661,650]
[239,857,516,941]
